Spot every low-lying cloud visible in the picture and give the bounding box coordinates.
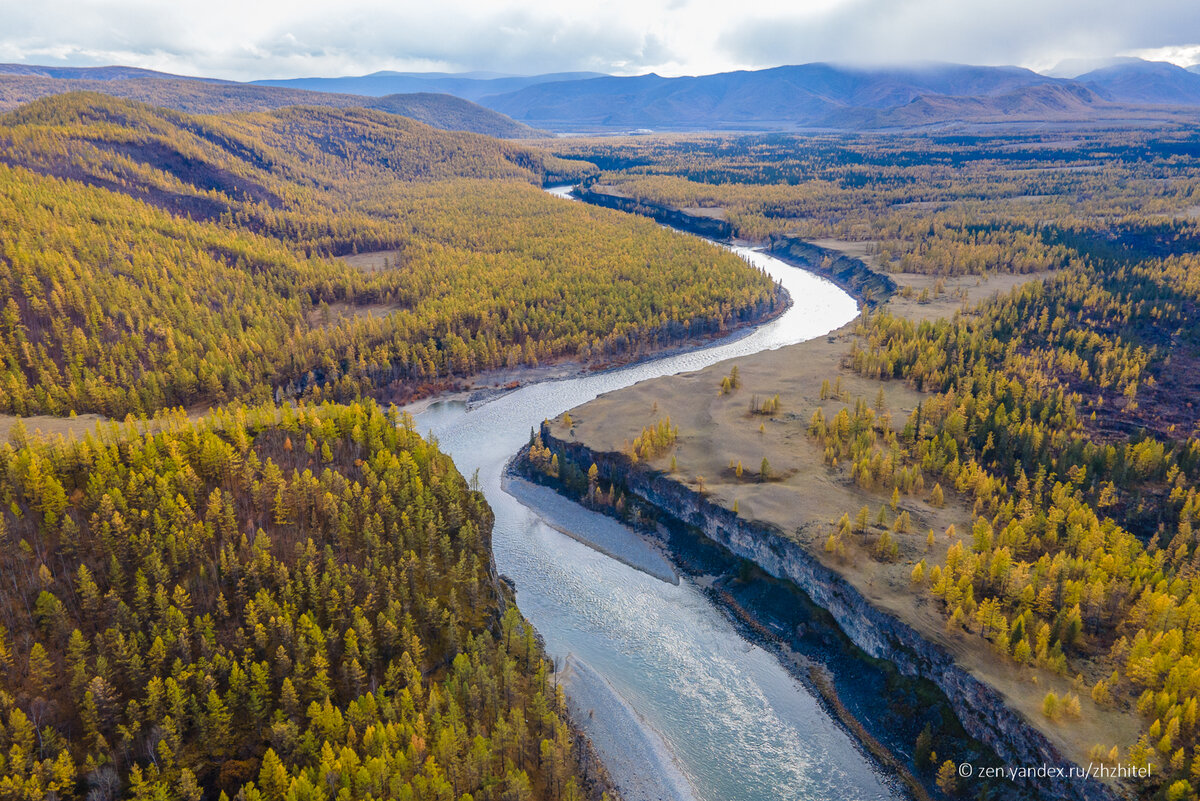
[718,0,1200,73]
[0,0,1197,80]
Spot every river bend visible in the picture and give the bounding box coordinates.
[412,186,894,801]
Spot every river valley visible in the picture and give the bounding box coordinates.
[409,187,914,800]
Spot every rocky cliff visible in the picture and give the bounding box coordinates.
[574,185,895,306]
[765,236,896,306]
[541,423,1119,801]
[576,186,735,239]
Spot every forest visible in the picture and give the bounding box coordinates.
[0,92,813,800]
[0,400,599,800]
[545,132,1199,274]
[831,226,1200,799]
[11,88,1200,798]
[0,93,779,418]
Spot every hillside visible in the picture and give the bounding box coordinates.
[1076,59,1200,105]
[0,399,601,799]
[0,93,778,418]
[252,69,608,102]
[0,66,544,138]
[481,61,1199,132]
[363,91,544,137]
[0,64,238,83]
[829,83,1122,130]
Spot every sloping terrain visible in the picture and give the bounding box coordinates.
[0,399,603,800]
[252,69,607,101]
[0,66,543,138]
[0,93,776,418]
[482,61,1199,131]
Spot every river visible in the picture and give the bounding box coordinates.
[411,186,897,801]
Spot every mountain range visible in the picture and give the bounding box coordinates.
[3,58,1200,134]
[475,60,1200,131]
[252,70,608,101]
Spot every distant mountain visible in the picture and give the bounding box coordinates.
[1042,56,1139,79]
[480,62,1066,131]
[5,61,1197,135]
[479,61,1199,132]
[0,66,544,137]
[253,71,609,102]
[827,82,1108,129]
[0,63,228,83]
[1076,59,1200,105]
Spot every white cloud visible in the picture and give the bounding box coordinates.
[718,0,1200,72]
[1121,44,1200,67]
[0,0,1197,79]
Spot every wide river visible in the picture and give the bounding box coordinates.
[412,187,898,801]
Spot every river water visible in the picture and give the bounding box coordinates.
[412,187,897,801]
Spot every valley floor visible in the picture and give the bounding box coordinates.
[544,263,1142,797]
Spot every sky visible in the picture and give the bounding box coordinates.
[1,0,1199,80]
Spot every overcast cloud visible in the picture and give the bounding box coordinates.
[0,0,1198,80]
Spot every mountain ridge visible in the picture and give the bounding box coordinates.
[1075,59,1200,105]
[5,59,1200,134]
[252,70,608,101]
[477,59,1200,131]
[0,65,546,138]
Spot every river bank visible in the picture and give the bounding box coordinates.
[411,220,911,800]
[407,183,1001,801]
[503,471,678,583]
[0,252,789,444]
[540,184,1146,799]
[558,655,696,801]
[513,441,1006,801]
[533,320,1139,799]
[529,423,1119,801]
[573,183,896,307]
[401,289,791,417]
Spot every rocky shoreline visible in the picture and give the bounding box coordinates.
[576,185,735,239]
[764,235,897,306]
[535,424,1120,801]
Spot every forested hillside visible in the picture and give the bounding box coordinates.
[0,94,779,418]
[0,400,597,799]
[0,73,545,138]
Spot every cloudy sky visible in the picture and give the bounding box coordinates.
[2,0,1198,80]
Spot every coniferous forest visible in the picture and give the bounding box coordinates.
[0,401,592,800]
[8,65,1200,801]
[0,91,795,800]
[0,94,778,418]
